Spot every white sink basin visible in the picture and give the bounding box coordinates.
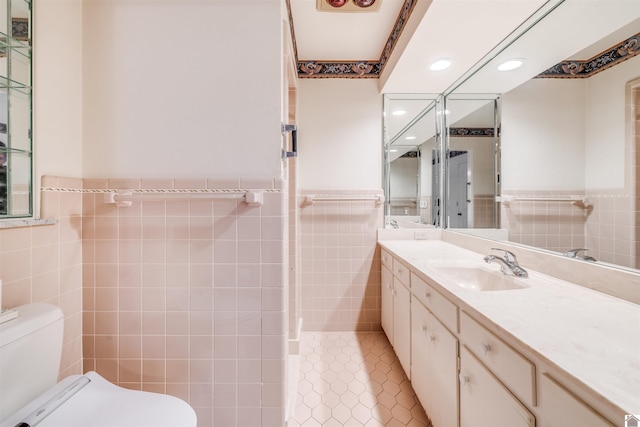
[428,263,530,291]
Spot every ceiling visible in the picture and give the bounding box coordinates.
[288,0,640,94]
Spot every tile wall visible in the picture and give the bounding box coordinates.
[0,175,84,379]
[501,189,637,268]
[79,177,288,427]
[473,195,496,229]
[299,189,384,332]
[500,190,588,254]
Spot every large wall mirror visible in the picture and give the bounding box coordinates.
[0,0,32,218]
[384,0,640,273]
[383,94,444,227]
[443,94,501,231]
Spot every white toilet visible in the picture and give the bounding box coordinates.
[0,303,197,427]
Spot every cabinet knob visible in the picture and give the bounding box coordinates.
[480,343,491,355]
[424,291,431,299]
[459,373,469,385]
[429,335,436,343]
[421,324,427,332]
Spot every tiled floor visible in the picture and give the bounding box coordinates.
[289,332,432,427]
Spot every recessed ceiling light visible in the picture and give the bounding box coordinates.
[405,136,416,140]
[392,110,406,116]
[390,149,398,152]
[430,59,453,71]
[497,59,524,71]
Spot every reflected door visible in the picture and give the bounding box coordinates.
[449,151,469,228]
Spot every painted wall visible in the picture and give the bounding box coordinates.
[33,0,84,201]
[390,157,418,199]
[585,55,640,190]
[81,1,284,180]
[296,79,384,332]
[297,79,382,190]
[501,54,640,192]
[501,78,586,191]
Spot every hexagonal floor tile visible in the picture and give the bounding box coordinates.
[289,332,433,426]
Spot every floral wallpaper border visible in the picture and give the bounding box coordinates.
[290,0,419,78]
[536,33,639,79]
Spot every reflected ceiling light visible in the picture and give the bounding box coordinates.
[497,59,524,71]
[392,110,406,116]
[429,59,453,71]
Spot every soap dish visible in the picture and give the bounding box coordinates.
[0,308,18,324]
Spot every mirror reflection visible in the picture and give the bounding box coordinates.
[384,0,640,272]
[384,94,442,227]
[444,95,500,230]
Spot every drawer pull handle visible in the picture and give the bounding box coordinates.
[480,343,491,355]
[459,373,469,385]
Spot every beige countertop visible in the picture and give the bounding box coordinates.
[378,238,640,417]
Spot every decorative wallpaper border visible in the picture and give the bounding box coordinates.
[449,127,495,137]
[536,33,640,79]
[289,0,638,81]
[292,0,419,78]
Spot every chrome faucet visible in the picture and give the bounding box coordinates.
[389,220,399,229]
[563,248,597,262]
[483,248,528,277]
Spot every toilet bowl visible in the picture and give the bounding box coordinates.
[0,303,196,427]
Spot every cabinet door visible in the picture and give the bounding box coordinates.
[412,298,459,427]
[459,346,534,427]
[539,374,614,427]
[426,310,458,427]
[411,298,431,410]
[381,265,394,345]
[393,278,411,378]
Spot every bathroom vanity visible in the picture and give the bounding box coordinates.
[378,232,639,427]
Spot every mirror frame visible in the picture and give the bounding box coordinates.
[0,0,33,219]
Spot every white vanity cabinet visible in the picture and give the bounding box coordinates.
[459,312,536,407]
[380,249,411,377]
[411,297,459,427]
[381,262,394,344]
[459,345,535,427]
[379,242,623,427]
[393,271,411,377]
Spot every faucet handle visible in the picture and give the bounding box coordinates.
[563,248,588,258]
[490,248,518,264]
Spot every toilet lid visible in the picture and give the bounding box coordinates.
[1,372,197,427]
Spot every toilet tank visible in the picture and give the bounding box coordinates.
[0,303,64,423]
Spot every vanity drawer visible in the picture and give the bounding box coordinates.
[460,311,536,407]
[381,249,393,270]
[411,272,458,333]
[393,258,411,287]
